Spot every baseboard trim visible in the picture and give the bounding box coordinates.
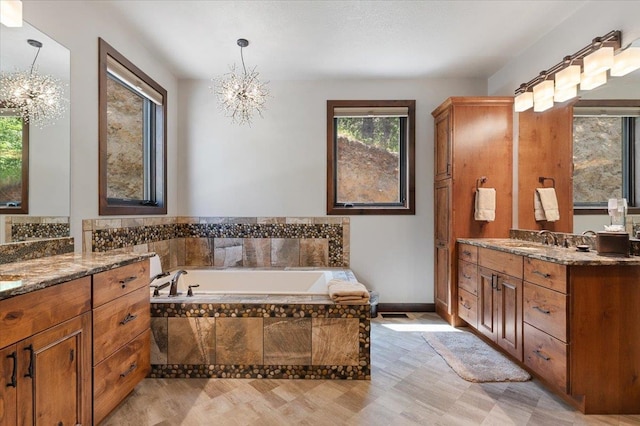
[378,303,435,312]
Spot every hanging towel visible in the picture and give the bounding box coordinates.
[328,279,370,305]
[535,188,560,222]
[474,188,496,222]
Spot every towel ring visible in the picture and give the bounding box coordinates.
[476,176,487,190]
[538,176,555,188]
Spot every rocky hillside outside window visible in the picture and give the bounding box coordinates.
[326,100,415,215]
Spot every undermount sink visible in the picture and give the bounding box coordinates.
[0,274,23,291]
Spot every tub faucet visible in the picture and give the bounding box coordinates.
[582,230,597,236]
[169,270,188,296]
[538,230,558,246]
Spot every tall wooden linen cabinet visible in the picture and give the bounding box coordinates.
[432,97,514,325]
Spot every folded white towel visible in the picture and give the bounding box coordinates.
[474,188,496,222]
[534,188,560,222]
[328,279,370,305]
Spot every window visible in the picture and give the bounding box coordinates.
[573,101,640,213]
[0,108,28,213]
[327,100,415,215]
[98,38,167,215]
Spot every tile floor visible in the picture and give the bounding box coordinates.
[102,313,640,425]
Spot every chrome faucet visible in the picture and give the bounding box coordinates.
[169,270,188,296]
[582,230,597,236]
[538,230,558,246]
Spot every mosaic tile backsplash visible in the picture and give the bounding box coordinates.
[3,216,70,243]
[83,217,350,270]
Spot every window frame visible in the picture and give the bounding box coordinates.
[98,38,167,215]
[573,99,640,215]
[326,100,415,215]
[0,106,28,214]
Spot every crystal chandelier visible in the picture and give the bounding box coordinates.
[212,38,269,126]
[0,39,66,127]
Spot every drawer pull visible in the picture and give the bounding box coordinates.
[533,306,551,315]
[533,349,551,361]
[119,276,138,288]
[6,351,17,388]
[532,270,551,279]
[462,250,471,256]
[23,345,34,379]
[119,313,138,325]
[461,302,471,310]
[119,362,138,378]
[463,274,472,279]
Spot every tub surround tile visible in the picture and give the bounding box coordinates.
[243,239,271,267]
[149,298,370,380]
[264,318,312,365]
[271,239,300,267]
[312,318,360,366]
[216,317,263,365]
[168,317,216,364]
[213,238,243,267]
[174,238,186,268]
[150,318,168,364]
[168,239,180,270]
[149,240,170,270]
[185,238,213,266]
[300,239,329,267]
[87,216,349,267]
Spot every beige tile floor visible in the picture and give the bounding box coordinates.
[102,313,640,425]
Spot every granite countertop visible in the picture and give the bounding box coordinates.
[457,238,640,266]
[0,250,155,301]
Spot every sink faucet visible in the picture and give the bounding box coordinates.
[582,230,596,236]
[538,230,558,246]
[169,270,188,296]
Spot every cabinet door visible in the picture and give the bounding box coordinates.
[435,180,450,244]
[0,345,17,426]
[434,109,452,180]
[477,266,497,341]
[17,313,91,426]
[496,274,523,361]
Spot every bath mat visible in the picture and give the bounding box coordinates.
[422,328,530,383]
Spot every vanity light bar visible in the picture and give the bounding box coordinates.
[514,30,621,112]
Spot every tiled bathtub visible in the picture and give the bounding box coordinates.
[149,268,370,380]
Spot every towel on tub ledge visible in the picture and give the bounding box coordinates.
[328,279,370,305]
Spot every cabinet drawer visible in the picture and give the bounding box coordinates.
[93,260,149,307]
[458,259,478,295]
[93,329,150,424]
[93,286,150,365]
[458,244,478,263]
[478,248,523,279]
[0,277,91,348]
[524,283,567,342]
[524,258,567,293]
[523,323,567,392]
[457,288,477,328]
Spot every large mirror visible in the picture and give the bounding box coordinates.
[572,38,640,233]
[0,21,70,243]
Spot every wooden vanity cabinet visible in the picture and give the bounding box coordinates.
[476,248,523,361]
[461,244,640,414]
[432,97,514,325]
[0,277,92,426]
[92,260,150,424]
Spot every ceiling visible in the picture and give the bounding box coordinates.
[102,1,587,82]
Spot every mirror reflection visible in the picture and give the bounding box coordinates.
[0,21,70,243]
[0,108,28,213]
[572,38,640,233]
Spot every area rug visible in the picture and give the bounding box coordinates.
[422,328,530,383]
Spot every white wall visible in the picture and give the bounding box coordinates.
[178,78,486,303]
[22,1,179,248]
